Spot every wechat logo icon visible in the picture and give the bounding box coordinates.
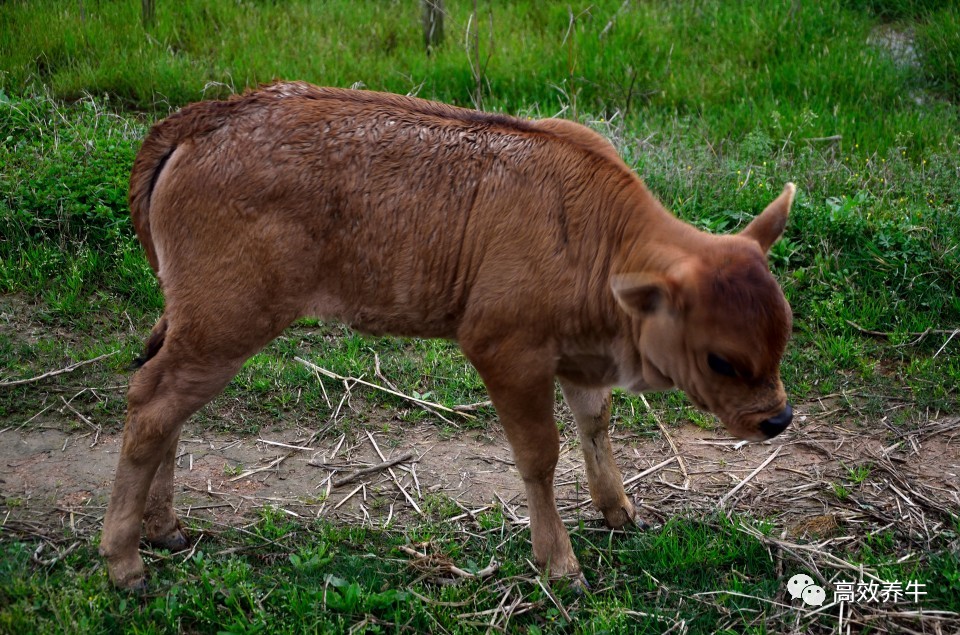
[788,573,825,607]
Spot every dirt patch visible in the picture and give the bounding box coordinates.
[869,25,919,69]
[2,408,958,539]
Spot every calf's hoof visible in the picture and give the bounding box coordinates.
[542,550,583,579]
[544,558,591,594]
[102,551,147,591]
[601,497,640,530]
[146,519,189,552]
[569,571,591,594]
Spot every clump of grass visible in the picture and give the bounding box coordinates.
[843,0,946,21]
[0,90,160,325]
[915,5,960,100]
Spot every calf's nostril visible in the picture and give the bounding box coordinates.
[759,402,793,438]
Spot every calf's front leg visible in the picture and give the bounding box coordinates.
[464,341,583,582]
[559,381,636,528]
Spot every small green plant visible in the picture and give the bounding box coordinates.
[288,543,333,573]
[830,482,851,500]
[844,462,874,485]
[223,462,244,477]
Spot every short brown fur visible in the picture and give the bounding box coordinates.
[101,82,795,589]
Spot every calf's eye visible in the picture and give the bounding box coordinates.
[708,353,737,377]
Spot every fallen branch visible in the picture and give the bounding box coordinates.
[333,484,365,510]
[366,431,423,516]
[227,454,288,482]
[227,424,332,484]
[294,356,475,420]
[623,456,679,489]
[640,395,690,489]
[372,350,454,425]
[257,438,315,452]
[400,544,499,579]
[59,397,102,448]
[32,541,81,566]
[933,329,958,358]
[845,319,960,351]
[737,521,887,583]
[718,444,783,508]
[452,400,492,412]
[312,450,417,488]
[1,351,119,387]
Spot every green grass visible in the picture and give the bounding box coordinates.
[1,0,959,632]
[3,510,956,634]
[915,5,960,99]
[2,0,959,153]
[0,90,160,327]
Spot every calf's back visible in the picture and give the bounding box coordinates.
[136,82,648,342]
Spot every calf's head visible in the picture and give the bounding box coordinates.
[614,184,795,442]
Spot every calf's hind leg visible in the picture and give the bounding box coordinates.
[100,317,281,589]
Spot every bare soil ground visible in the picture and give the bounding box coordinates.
[3,402,957,546]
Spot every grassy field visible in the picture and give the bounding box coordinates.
[1,0,959,633]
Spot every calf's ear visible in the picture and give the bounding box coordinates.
[611,273,678,318]
[741,182,796,253]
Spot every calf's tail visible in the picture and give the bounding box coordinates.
[131,316,168,369]
[128,126,178,276]
[128,99,236,369]
[129,99,234,274]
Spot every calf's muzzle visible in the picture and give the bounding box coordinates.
[759,403,793,439]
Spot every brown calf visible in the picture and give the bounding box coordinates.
[101,82,795,589]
